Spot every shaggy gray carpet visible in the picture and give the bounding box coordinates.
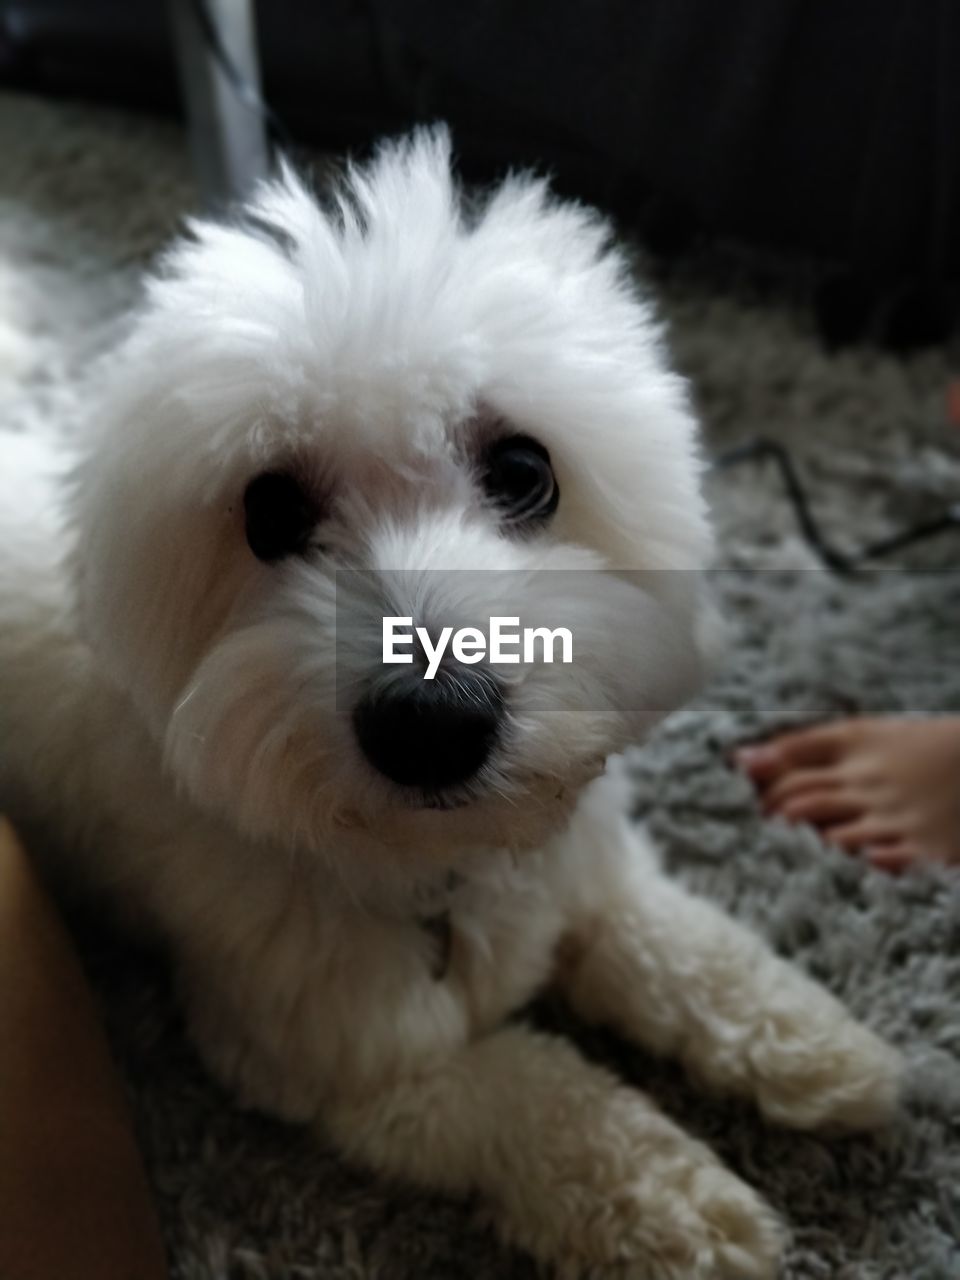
[2,94,959,1279]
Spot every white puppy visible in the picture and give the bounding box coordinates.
[0,131,899,1278]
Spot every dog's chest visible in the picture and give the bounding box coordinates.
[439,856,569,1031]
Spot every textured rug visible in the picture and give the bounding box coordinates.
[2,93,959,1280]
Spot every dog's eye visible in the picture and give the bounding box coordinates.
[243,471,316,561]
[481,435,559,524]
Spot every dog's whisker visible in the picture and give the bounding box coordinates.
[172,682,203,717]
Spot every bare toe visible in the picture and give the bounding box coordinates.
[762,765,847,809]
[736,723,848,785]
[863,842,921,873]
[821,817,902,851]
[774,790,864,827]
[741,716,960,870]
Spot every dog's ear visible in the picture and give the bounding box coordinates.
[472,171,613,280]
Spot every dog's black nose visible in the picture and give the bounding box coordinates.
[353,671,502,791]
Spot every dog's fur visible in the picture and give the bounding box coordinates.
[0,132,900,1278]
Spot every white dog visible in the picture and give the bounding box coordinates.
[0,131,899,1278]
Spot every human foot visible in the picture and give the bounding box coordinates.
[735,717,960,871]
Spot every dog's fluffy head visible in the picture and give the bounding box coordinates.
[73,130,712,871]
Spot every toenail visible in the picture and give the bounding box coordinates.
[735,746,773,771]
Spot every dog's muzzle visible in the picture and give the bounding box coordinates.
[353,669,503,793]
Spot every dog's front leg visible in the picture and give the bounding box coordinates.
[559,819,901,1131]
[324,1022,782,1279]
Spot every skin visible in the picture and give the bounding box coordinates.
[0,818,168,1280]
[736,717,960,872]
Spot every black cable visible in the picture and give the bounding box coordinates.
[711,437,960,574]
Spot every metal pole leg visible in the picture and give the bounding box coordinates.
[168,0,271,210]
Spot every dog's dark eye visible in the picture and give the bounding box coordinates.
[481,435,559,525]
[243,471,315,561]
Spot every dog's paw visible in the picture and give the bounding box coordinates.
[746,993,902,1132]
[502,1118,783,1279]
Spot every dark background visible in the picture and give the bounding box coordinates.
[2,1,958,347]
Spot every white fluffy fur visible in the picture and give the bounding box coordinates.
[0,132,900,1278]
